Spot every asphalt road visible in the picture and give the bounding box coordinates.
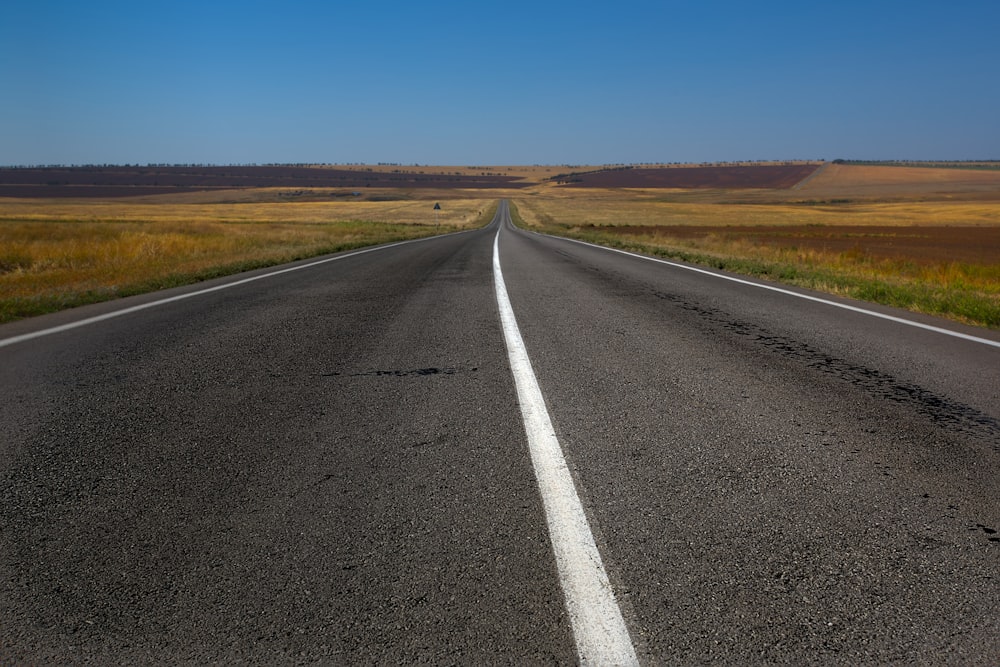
[2,202,998,664]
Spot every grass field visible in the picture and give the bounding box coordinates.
[510,189,1000,328]
[0,197,494,323]
[4,163,999,329]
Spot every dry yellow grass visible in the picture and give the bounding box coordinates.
[511,191,1000,327]
[802,163,1000,191]
[7,162,1000,326]
[0,196,489,226]
[0,196,493,322]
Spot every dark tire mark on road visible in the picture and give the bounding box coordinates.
[650,288,1000,446]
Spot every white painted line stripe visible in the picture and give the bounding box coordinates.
[551,235,1000,349]
[0,233,451,349]
[493,218,638,665]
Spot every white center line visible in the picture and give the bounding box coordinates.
[493,214,639,666]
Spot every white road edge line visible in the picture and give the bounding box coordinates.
[493,220,639,666]
[0,232,458,349]
[545,234,1000,350]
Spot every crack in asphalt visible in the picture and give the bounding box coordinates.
[320,366,477,378]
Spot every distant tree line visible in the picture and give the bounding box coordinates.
[0,162,349,169]
[832,159,1000,170]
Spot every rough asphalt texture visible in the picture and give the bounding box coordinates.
[2,204,998,663]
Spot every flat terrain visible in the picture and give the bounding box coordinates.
[3,162,999,327]
[511,168,1000,327]
[594,224,1000,265]
[0,197,495,322]
[794,163,1000,200]
[552,164,820,188]
[2,208,997,663]
[0,165,531,198]
[5,161,999,200]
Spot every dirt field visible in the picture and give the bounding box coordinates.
[794,163,1000,199]
[0,163,832,198]
[322,164,579,181]
[553,164,821,189]
[15,162,998,199]
[0,166,531,198]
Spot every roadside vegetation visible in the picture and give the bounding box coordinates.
[509,195,1000,329]
[832,159,1000,171]
[0,197,493,323]
[3,161,999,330]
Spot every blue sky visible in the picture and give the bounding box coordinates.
[2,0,998,165]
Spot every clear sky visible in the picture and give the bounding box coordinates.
[2,0,998,165]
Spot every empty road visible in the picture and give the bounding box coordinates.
[2,202,998,663]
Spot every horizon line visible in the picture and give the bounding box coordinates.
[4,159,1000,170]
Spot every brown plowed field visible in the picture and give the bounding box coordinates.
[555,164,820,189]
[796,164,1000,198]
[605,224,1000,265]
[0,166,530,198]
